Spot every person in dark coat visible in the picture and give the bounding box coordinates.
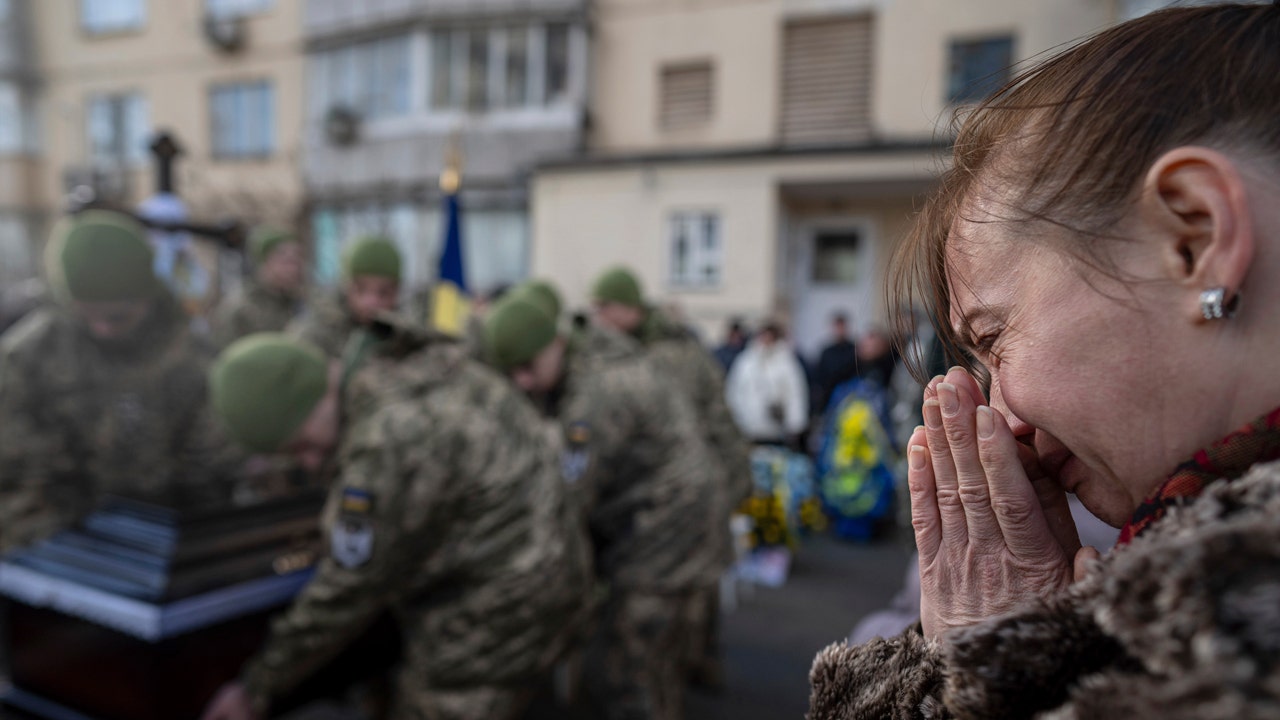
[813,313,858,414]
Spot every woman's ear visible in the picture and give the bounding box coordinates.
[1140,146,1254,322]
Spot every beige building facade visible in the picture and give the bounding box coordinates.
[16,0,306,301]
[532,0,1146,356]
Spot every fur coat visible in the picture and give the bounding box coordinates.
[808,459,1280,719]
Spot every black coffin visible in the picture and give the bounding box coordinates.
[0,493,325,720]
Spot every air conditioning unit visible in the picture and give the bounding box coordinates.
[63,165,132,207]
[203,13,247,53]
[324,106,361,147]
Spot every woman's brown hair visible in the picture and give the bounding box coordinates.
[890,2,1280,383]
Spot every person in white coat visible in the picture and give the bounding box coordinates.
[725,322,808,448]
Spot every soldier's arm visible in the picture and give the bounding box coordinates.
[209,298,240,350]
[240,409,439,714]
[689,343,754,504]
[0,338,79,551]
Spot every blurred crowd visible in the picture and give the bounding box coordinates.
[0,209,768,720]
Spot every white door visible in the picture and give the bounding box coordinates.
[789,218,877,362]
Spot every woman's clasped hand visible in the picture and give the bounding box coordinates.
[909,367,1099,640]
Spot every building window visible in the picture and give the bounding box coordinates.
[210,81,274,159]
[81,0,146,34]
[780,16,873,145]
[87,93,149,165]
[669,212,721,289]
[0,83,24,154]
[947,36,1014,104]
[812,231,862,284]
[314,35,412,120]
[503,27,528,107]
[544,23,570,106]
[427,23,575,113]
[311,203,527,293]
[659,61,713,130]
[206,0,274,18]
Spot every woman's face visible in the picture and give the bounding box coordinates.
[945,198,1192,527]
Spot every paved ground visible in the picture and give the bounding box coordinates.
[522,531,915,720]
[685,533,914,719]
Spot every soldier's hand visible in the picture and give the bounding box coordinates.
[200,682,260,720]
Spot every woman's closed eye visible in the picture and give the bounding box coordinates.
[972,333,1001,362]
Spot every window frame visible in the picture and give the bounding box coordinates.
[80,0,147,36]
[667,210,723,291]
[421,21,576,116]
[658,60,715,131]
[86,91,150,167]
[205,0,274,19]
[946,34,1015,105]
[209,80,275,160]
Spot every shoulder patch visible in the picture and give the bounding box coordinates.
[561,421,592,485]
[340,487,374,515]
[567,421,591,447]
[331,487,375,568]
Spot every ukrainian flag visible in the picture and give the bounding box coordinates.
[432,169,470,336]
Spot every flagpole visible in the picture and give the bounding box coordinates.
[432,131,470,336]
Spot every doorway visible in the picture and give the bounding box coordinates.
[788,218,877,362]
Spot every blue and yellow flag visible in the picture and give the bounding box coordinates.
[432,177,470,336]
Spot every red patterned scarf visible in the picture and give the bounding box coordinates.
[1119,406,1280,545]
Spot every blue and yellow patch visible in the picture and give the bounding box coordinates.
[567,421,591,447]
[340,487,374,516]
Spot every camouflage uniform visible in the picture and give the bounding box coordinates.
[551,329,726,720]
[285,287,362,359]
[210,279,303,349]
[242,323,592,720]
[0,293,236,552]
[0,278,49,336]
[635,308,752,685]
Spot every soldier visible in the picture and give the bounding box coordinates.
[210,226,306,349]
[199,323,591,720]
[287,236,401,358]
[485,296,726,720]
[0,210,235,552]
[591,266,753,690]
[519,279,562,320]
[0,277,50,337]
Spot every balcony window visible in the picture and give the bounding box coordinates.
[544,23,570,106]
[504,27,528,107]
[87,92,149,165]
[81,0,146,34]
[210,81,274,159]
[206,0,273,18]
[315,35,412,121]
[427,22,578,113]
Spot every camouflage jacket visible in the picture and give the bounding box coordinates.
[546,329,728,593]
[285,287,360,359]
[0,294,237,552]
[637,309,755,506]
[210,279,304,349]
[243,322,592,711]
